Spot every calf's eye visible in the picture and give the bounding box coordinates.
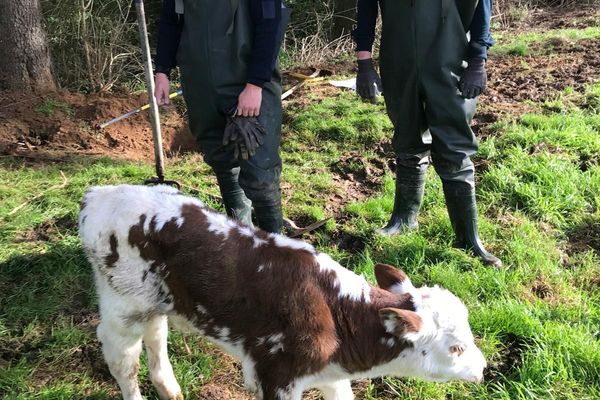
[449,345,465,356]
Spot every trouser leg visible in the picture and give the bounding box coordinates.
[379,54,432,236]
[238,87,283,234]
[423,70,501,268]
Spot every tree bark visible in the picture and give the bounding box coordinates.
[331,0,357,40]
[0,0,57,91]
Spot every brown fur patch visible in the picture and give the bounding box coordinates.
[374,264,409,291]
[379,308,423,336]
[104,234,119,268]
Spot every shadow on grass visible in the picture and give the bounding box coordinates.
[0,240,95,327]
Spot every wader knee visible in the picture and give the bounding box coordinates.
[432,154,476,187]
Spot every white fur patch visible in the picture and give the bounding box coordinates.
[196,304,208,314]
[257,264,266,272]
[204,209,237,238]
[271,234,315,253]
[267,333,285,354]
[257,333,285,354]
[380,337,396,348]
[253,237,268,248]
[316,253,371,302]
[238,226,254,237]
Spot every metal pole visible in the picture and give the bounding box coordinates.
[134,0,165,182]
[96,90,183,130]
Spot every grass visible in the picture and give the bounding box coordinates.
[35,98,73,117]
[491,25,600,56]
[2,42,600,400]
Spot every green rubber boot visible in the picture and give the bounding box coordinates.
[253,197,283,234]
[443,181,502,268]
[378,162,427,236]
[216,169,253,227]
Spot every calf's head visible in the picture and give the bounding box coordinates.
[375,264,487,383]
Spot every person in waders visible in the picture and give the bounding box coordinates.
[354,0,502,268]
[154,0,289,233]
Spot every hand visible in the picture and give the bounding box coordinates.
[154,73,171,105]
[356,58,383,103]
[237,83,263,117]
[459,58,487,99]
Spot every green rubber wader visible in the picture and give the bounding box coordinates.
[379,0,480,186]
[177,0,284,232]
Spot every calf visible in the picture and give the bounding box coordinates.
[79,184,486,400]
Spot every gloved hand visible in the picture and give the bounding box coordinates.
[223,108,267,160]
[459,58,487,99]
[356,58,382,103]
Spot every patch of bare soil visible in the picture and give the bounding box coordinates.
[484,334,530,382]
[565,218,600,255]
[14,215,76,243]
[530,278,555,300]
[329,152,386,211]
[488,39,600,102]
[200,352,252,400]
[475,38,600,137]
[494,6,599,32]
[0,90,199,162]
[528,7,599,31]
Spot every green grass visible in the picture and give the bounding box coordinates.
[492,26,600,56]
[35,98,73,117]
[1,79,599,400]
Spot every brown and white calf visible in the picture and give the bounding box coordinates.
[79,184,486,400]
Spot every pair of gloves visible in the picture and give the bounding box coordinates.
[223,108,267,160]
[356,57,488,102]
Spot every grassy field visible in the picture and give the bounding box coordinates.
[2,14,600,400]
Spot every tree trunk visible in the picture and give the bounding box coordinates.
[0,0,57,91]
[331,0,357,40]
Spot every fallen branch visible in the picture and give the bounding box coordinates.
[7,171,68,216]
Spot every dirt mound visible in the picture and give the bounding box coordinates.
[0,90,199,161]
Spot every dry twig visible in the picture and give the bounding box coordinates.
[7,171,68,216]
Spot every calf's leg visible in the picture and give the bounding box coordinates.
[97,318,144,400]
[318,379,354,400]
[143,315,183,400]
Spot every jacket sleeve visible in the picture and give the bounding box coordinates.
[468,0,495,60]
[247,0,283,87]
[353,0,379,52]
[155,0,183,77]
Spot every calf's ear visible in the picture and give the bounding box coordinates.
[374,264,416,295]
[379,308,423,340]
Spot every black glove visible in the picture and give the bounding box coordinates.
[223,109,267,160]
[459,58,487,99]
[356,58,382,103]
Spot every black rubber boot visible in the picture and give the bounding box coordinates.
[216,169,253,227]
[442,181,502,268]
[378,162,427,236]
[254,199,283,234]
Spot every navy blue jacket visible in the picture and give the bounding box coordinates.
[155,0,282,87]
[353,0,495,60]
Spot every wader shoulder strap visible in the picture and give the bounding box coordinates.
[227,0,240,34]
[175,0,184,15]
